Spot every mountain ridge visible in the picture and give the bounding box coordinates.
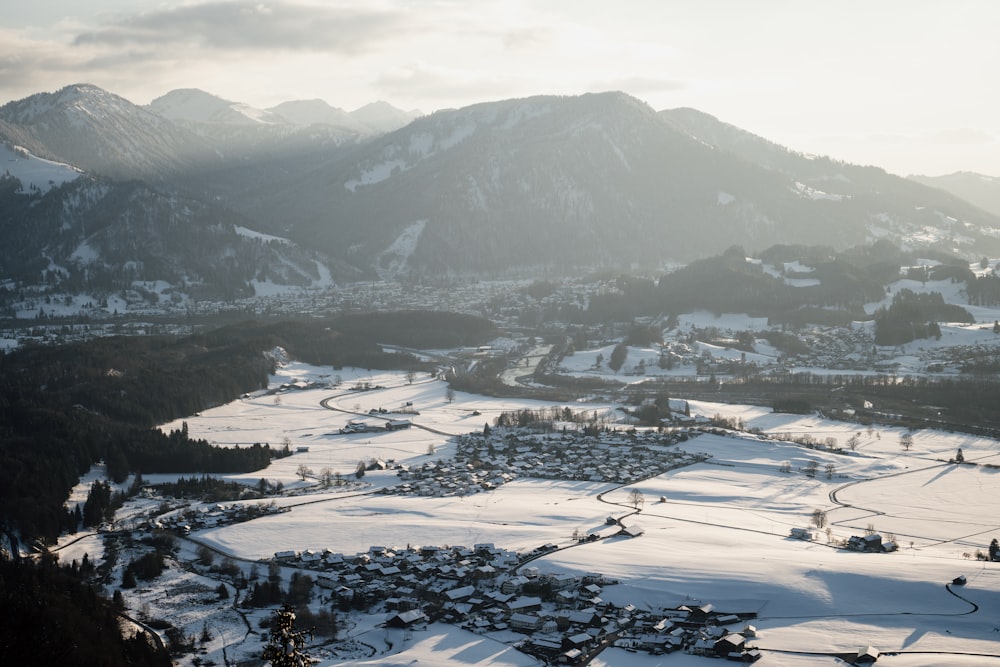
[3,84,1000,289]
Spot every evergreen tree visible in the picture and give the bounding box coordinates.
[261,604,316,667]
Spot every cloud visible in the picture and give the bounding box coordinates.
[73,1,413,54]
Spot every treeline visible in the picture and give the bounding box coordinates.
[328,310,499,349]
[0,555,171,666]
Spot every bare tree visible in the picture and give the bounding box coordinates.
[811,509,828,529]
[445,386,455,403]
[405,369,416,385]
[900,432,914,452]
[296,464,312,482]
[627,489,645,510]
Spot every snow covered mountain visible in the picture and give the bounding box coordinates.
[237,91,1000,278]
[0,176,344,309]
[148,88,288,126]
[0,84,219,181]
[3,84,1000,286]
[909,171,1000,218]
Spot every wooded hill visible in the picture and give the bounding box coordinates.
[0,311,496,542]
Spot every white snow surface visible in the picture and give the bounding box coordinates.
[0,144,82,192]
[68,357,1000,666]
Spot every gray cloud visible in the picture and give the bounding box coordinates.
[73,1,411,54]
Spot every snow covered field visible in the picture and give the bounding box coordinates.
[65,358,1000,666]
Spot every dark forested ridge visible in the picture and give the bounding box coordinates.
[0,555,172,666]
[0,312,494,543]
[580,241,973,331]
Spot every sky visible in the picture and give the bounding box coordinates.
[2,0,998,177]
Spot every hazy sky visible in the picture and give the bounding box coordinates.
[2,1,998,176]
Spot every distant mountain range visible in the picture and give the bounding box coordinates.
[1,83,999,301]
[909,172,1000,219]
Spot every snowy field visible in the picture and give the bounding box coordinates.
[61,358,1000,666]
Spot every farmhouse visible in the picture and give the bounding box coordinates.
[385,609,427,629]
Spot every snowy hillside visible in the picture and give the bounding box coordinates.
[0,143,81,192]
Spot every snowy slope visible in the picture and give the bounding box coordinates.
[0,143,81,192]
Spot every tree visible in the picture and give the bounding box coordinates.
[811,509,828,529]
[627,489,644,510]
[990,538,999,562]
[825,463,836,479]
[608,342,628,373]
[355,461,366,479]
[319,468,333,488]
[296,464,312,482]
[803,460,819,478]
[261,605,317,667]
[445,386,455,403]
[847,434,860,451]
[955,448,965,464]
[197,544,215,568]
[900,432,914,452]
[405,369,417,385]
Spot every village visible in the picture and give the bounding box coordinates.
[265,540,764,665]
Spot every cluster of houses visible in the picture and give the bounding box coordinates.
[144,500,286,534]
[378,427,706,499]
[340,418,412,434]
[269,541,761,664]
[790,528,897,555]
[846,533,896,553]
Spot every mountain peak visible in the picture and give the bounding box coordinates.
[267,98,354,127]
[349,100,422,133]
[148,88,285,125]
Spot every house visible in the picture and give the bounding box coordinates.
[847,534,884,552]
[855,645,880,663]
[385,609,427,628]
[618,524,644,538]
[445,585,475,602]
[559,648,585,664]
[508,596,543,613]
[714,633,746,656]
[563,632,592,650]
[509,613,542,632]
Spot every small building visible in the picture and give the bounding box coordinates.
[714,633,746,656]
[509,613,542,632]
[385,609,427,629]
[855,645,880,663]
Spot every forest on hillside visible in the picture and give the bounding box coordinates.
[0,312,496,543]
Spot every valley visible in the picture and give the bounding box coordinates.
[3,81,1000,667]
[50,358,1000,667]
